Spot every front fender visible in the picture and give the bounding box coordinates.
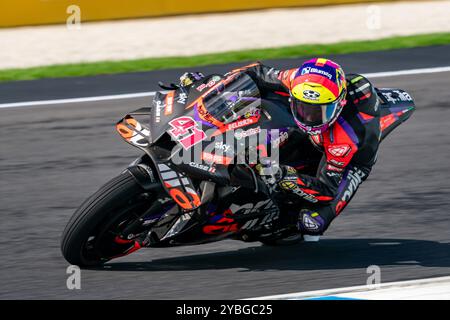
[125,154,163,192]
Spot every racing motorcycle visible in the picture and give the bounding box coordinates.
[61,70,415,267]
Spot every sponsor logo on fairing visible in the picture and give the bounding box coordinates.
[177,92,188,105]
[201,152,232,165]
[226,117,257,130]
[154,100,164,123]
[234,127,261,140]
[188,162,216,173]
[158,163,201,211]
[214,141,231,152]
[165,93,174,115]
[196,79,218,92]
[168,116,207,149]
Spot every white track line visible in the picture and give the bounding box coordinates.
[0,91,157,109]
[364,66,450,78]
[246,276,450,300]
[1,66,449,109]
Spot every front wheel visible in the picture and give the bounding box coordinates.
[61,171,157,267]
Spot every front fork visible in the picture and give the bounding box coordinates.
[120,154,216,247]
[111,155,166,250]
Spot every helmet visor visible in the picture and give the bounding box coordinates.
[291,99,340,127]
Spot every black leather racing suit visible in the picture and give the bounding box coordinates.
[232,62,381,235]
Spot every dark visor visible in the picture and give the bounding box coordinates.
[291,99,340,127]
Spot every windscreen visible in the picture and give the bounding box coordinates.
[202,73,261,124]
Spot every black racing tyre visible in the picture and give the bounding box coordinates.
[61,171,153,267]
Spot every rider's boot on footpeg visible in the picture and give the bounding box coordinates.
[297,209,325,239]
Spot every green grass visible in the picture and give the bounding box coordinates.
[1,32,449,82]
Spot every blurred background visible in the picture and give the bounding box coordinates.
[0,0,449,299]
[0,0,449,72]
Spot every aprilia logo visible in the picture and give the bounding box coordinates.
[303,214,319,230]
[342,168,366,202]
[328,144,351,157]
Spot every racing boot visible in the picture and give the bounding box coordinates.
[297,208,325,240]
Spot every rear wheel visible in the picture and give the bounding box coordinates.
[61,172,157,267]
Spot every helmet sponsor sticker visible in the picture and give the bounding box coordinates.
[303,90,321,100]
[225,117,257,130]
[301,66,333,80]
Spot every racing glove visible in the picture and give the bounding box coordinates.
[255,160,284,190]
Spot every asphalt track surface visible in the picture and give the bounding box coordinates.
[1,46,450,299]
